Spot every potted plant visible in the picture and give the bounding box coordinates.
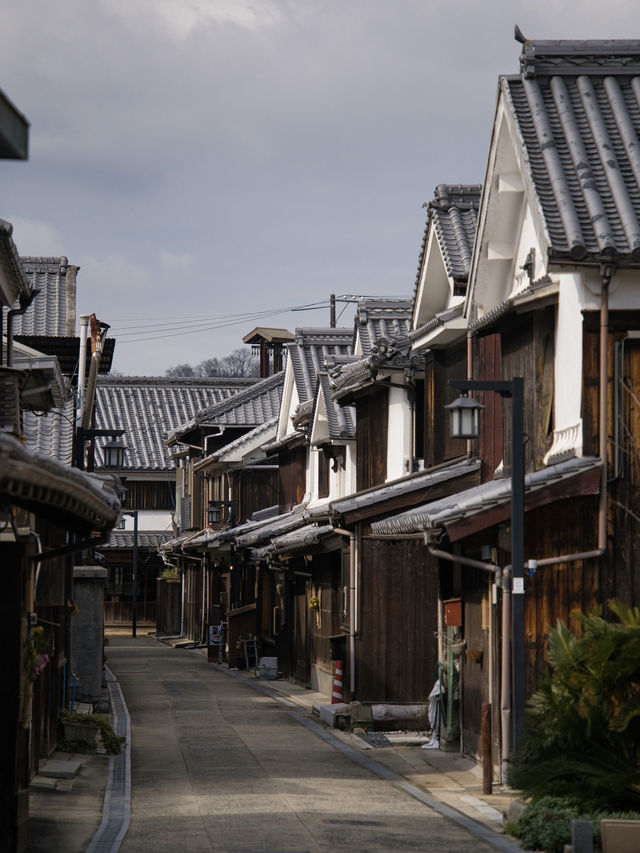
[60,709,125,754]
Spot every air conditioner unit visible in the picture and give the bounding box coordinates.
[0,371,22,436]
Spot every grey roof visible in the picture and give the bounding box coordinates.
[99,530,174,550]
[229,508,306,548]
[193,370,283,428]
[414,185,481,296]
[94,376,254,471]
[195,417,279,469]
[331,459,481,516]
[15,257,77,336]
[468,275,558,335]
[22,397,75,465]
[261,523,336,558]
[371,456,601,536]
[507,36,640,263]
[316,373,355,441]
[408,303,464,343]
[289,328,353,403]
[353,297,414,356]
[0,432,120,533]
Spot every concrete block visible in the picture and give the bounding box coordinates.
[505,800,527,825]
[314,703,350,727]
[349,701,372,723]
[571,819,593,853]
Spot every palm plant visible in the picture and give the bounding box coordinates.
[509,600,640,808]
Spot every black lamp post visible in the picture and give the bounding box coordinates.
[448,377,526,755]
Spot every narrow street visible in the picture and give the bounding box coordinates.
[108,636,503,853]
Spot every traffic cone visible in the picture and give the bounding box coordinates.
[332,660,344,704]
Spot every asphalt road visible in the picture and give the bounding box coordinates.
[108,635,500,853]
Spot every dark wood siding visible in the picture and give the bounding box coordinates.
[501,308,555,473]
[278,446,306,512]
[356,389,388,491]
[123,479,176,511]
[424,346,467,468]
[476,333,503,482]
[236,467,278,522]
[357,537,438,702]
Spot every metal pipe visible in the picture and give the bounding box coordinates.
[599,266,613,551]
[77,314,90,427]
[7,288,40,368]
[428,547,498,574]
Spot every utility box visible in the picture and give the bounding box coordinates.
[443,598,462,628]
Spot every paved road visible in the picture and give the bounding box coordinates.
[109,636,498,853]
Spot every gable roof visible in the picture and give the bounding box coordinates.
[95,376,255,471]
[506,34,640,264]
[16,257,78,336]
[289,328,353,402]
[353,297,414,356]
[414,185,481,296]
[192,370,284,428]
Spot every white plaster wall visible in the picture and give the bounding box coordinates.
[555,272,587,432]
[386,385,412,481]
[120,510,174,532]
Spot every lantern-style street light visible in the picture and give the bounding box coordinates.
[103,436,127,469]
[208,500,236,527]
[448,377,526,755]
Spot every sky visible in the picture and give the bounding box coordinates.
[1,0,639,376]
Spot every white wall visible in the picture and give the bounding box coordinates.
[386,384,412,481]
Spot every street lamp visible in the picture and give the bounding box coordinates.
[448,377,526,755]
[103,436,126,469]
[208,500,236,527]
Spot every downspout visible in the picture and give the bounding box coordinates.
[77,314,90,426]
[598,263,614,552]
[334,527,357,697]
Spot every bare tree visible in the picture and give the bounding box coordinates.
[166,348,258,378]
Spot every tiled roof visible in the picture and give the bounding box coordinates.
[13,335,115,377]
[289,328,353,403]
[22,398,75,465]
[507,36,640,262]
[353,297,414,356]
[194,371,284,428]
[94,376,254,471]
[0,432,120,533]
[331,459,481,517]
[414,185,481,297]
[371,456,601,536]
[99,530,174,550]
[15,257,77,336]
[195,417,279,469]
[316,373,355,440]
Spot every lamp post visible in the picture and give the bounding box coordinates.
[447,377,526,755]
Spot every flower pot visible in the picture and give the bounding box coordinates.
[63,721,99,746]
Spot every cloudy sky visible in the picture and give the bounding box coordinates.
[1,1,638,375]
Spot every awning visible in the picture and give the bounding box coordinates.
[331,458,480,520]
[98,530,174,550]
[370,456,601,541]
[0,432,120,534]
[250,523,337,561]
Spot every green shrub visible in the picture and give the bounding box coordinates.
[510,600,640,808]
[60,709,126,755]
[510,797,640,853]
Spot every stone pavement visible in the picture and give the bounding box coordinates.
[26,631,525,852]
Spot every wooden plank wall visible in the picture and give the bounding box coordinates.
[356,389,388,490]
[357,537,438,702]
[423,346,466,468]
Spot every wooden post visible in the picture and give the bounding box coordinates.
[482,702,492,795]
